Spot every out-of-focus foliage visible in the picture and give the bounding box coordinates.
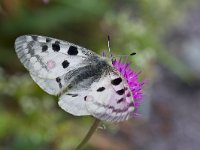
[0,0,199,149]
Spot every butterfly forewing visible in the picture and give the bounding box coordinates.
[15,35,99,95]
[15,35,98,78]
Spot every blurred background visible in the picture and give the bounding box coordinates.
[0,0,200,150]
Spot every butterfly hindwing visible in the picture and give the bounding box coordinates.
[85,71,135,122]
[58,69,135,122]
[58,90,91,116]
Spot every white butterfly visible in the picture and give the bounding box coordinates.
[15,35,135,122]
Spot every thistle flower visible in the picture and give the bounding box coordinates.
[112,58,144,112]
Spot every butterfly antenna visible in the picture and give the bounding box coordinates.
[130,52,136,56]
[114,52,137,58]
[107,35,137,60]
[107,35,111,53]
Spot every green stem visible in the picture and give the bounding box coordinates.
[75,118,100,150]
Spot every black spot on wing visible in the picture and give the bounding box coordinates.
[117,98,124,104]
[62,60,69,68]
[111,77,122,86]
[32,35,38,41]
[68,46,78,55]
[42,45,48,52]
[46,38,51,42]
[55,41,60,44]
[67,93,78,97]
[97,87,105,92]
[56,77,61,82]
[52,43,60,51]
[56,77,62,88]
[116,89,125,95]
[84,96,87,101]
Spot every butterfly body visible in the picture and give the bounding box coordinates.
[15,35,135,122]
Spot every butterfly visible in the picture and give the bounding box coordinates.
[14,35,135,122]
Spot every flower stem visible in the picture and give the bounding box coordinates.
[75,118,100,150]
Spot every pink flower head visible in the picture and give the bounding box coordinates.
[112,58,144,112]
